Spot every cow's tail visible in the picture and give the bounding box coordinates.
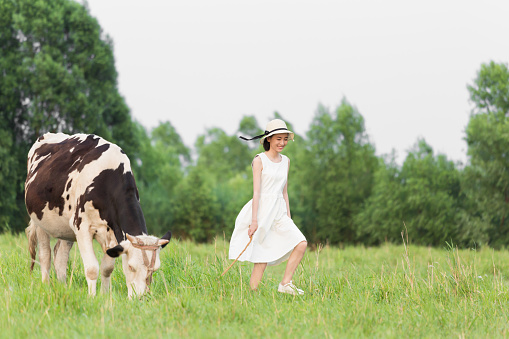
[25,220,37,271]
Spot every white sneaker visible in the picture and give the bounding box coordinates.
[278,281,304,295]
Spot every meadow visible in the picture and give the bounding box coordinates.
[1,232,509,338]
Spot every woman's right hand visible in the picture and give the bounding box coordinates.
[248,222,258,237]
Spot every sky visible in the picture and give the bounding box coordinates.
[82,0,509,164]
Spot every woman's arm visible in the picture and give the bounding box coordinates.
[249,156,262,237]
[283,157,291,219]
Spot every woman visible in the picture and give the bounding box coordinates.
[229,119,307,295]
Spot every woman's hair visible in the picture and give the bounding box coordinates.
[263,138,270,151]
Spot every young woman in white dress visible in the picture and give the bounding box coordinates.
[229,119,307,295]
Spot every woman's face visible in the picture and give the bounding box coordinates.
[268,133,289,153]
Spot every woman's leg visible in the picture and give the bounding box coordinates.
[281,241,307,285]
[250,263,267,290]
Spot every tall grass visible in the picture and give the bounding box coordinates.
[1,232,509,338]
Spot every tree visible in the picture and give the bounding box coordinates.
[171,167,220,242]
[134,121,189,236]
[192,125,255,239]
[464,61,509,247]
[297,99,379,244]
[356,140,473,246]
[238,115,262,151]
[354,153,404,245]
[467,61,509,116]
[195,127,253,182]
[0,0,138,231]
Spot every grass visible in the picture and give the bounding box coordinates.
[1,232,509,338]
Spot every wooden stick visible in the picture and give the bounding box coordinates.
[221,235,253,277]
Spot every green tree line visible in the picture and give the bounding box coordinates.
[2,0,509,248]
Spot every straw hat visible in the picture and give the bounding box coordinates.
[239,119,294,144]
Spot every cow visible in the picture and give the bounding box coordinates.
[25,132,171,298]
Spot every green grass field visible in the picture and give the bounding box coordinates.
[1,232,509,338]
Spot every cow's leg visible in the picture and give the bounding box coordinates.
[36,225,51,282]
[75,230,99,296]
[100,253,115,293]
[54,240,73,283]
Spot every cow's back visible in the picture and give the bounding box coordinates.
[25,133,128,240]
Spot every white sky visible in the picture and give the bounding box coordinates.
[83,0,509,164]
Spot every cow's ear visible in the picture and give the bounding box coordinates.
[160,231,172,249]
[126,233,137,244]
[106,244,124,258]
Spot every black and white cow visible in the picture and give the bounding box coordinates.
[25,133,171,298]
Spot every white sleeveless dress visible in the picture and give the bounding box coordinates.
[228,152,306,266]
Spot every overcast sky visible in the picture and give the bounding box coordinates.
[83,0,509,164]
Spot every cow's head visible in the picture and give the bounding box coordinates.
[106,231,171,298]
